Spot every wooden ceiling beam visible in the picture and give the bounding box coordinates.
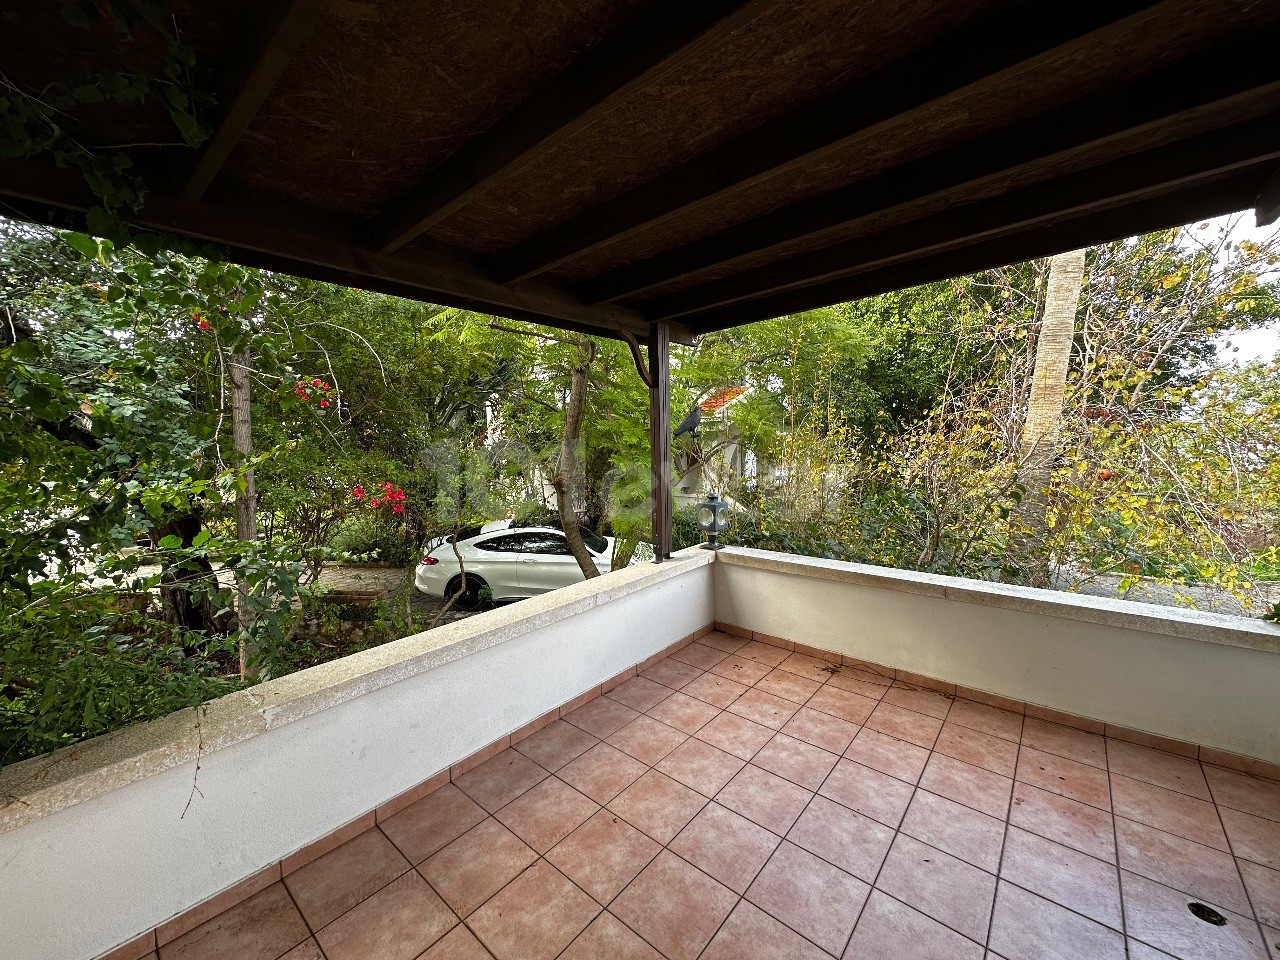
[369,0,778,254]
[581,34,1280,304]
[182,0,327,201]
[683,167,1272,333]
[494,0,1166,283]
[646,113,1280,319]
[0,162,685,344]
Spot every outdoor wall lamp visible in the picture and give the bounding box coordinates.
[696,491,730,550]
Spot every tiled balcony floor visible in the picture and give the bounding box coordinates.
[159,632,1280,960]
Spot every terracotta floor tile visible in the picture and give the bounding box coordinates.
[559,912,661,960]
[1223,807,1280,869]
[1205,766,1280,821]
[726,688,801,730]
[1009,782,1117,863]
[919,752,1013,819]
[512,719,598,772]
[655,736,746,797]
[419,819,537,917]
[1001,826,1122,929]
[948,699,1024,743]
[752,732,839,790]
[670,641,729,670]
[545,809,660,904]
[845,889,984,960]
[1266,924,1280,960]
[783,706,860,755]
[1112,773,1229,850]
[670,801,782,893]
[563,695,641,739]
[160,883,309,960]
[806,686,877,725]
[452,749,549,813]
[1017,745,1112,811]
[606,676,674,713]
[279,939,322,960]
[558,742,648,804]
[1107,740,1210,801]
[639,657,704,690]
[682,671,750,709]
[607,714,688,765]
[1116,817,1252,915]
[1022,717,1107,769]
[700,631,750,654]
[746,841,869,955]
[777,651,840,680]
[695,710,776,761]
[418,925,494,960]
[717,764,813,834]
[882,684,953,720]
[493,776,598,854]
[608,769,708,843]
[380,783,488,864]
[826,669,892,698]
[989,881,1125,960]
[647,691,721,733]
[1121,870,1269,960]
[756,668,822,704]
[709,654,773,685]
[1240,859,1280,928]
[702,900,833,960]
[468,861,599,960]
[788,794,895,883]
[316,872,457,960]
[611,851,738,960]
[284,827,410,929]
[865,702,943,749]
[875,832,996,942]
[735,641,791,668]
[819,758,915,829]
[844,727,930,784]
[901,790,1006,872]
[935,722,1019,778]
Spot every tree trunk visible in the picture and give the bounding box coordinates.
[157,507,221,636]
[553,338,600,579]
[229,347,260,677]
[1010,248,1087,584]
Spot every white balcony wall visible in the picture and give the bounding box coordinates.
[0,552,713,960]
[714,548,1280,764]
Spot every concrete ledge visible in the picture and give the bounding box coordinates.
[716,547,1280,654]
[0,548,714,836]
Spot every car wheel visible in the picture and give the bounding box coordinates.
[445,574,489,611]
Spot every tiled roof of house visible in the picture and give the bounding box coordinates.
[699,386,748,415]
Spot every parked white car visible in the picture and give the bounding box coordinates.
[414,520,621,608]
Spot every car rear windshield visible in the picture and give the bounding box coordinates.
[580,529,608,554]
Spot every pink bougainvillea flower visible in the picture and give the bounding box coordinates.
[391,503,405,513]
[370,497,381,508]
[352,485,365,500]
[311,378,322,387]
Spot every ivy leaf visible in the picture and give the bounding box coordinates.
[62,231,101,261]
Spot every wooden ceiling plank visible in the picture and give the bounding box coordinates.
[581,33,1280,304]
[495,0,1166,283]
[370,0,779,253]
[684,167,1272,332]
[0,160,685,343]
[647,112,1280,318]
[182,0,328,201]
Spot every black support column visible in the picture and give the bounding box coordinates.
[648,320,672,561]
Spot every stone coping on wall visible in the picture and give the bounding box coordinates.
[716,547,1280,654]
[0,548,716,836]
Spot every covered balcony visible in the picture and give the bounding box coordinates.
[3,547,1277,960]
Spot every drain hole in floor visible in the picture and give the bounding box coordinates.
[1188,902,1227,926]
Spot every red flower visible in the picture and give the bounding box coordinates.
[319,399,330,408]
[391,503,405,513]
[311,378,322,387]
[370,497,381,508]
[197,319,211,330]
[352,485,365,501]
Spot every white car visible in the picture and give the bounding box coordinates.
[414,520,621,608]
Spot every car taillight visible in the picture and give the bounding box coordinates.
[421,556,439,565]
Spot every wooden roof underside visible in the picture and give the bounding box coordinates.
[2,0,1279,342]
